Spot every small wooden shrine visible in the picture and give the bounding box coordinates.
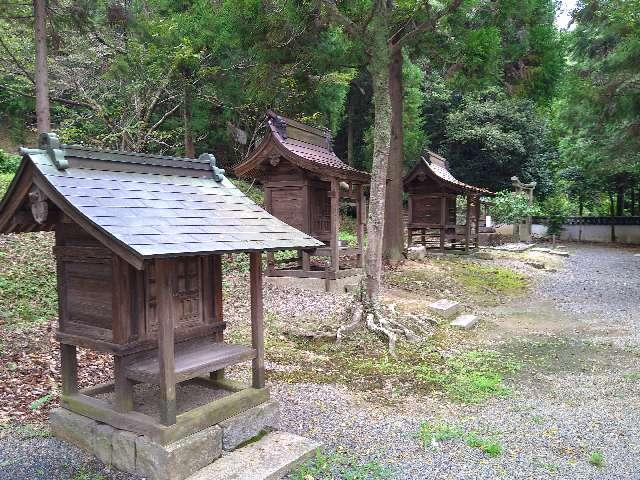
[0,134,322,448]
[234,111,369,291]
[403,151,494,252]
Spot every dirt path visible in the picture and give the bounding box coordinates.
[275,244,640,479]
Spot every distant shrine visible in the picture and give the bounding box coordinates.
[403,151,494,252]
[0,133,322,479]
[235,111,370,292]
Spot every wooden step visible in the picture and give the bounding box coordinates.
[126,338,256,384]
[187,431,322,480]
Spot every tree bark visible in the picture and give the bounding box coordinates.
[364,7,392,301]
[33,0,50,133]
[631,188,637,216]
[347,94,354,166]
[182,81,195,158]
[616,186,624,216]
[382,45,405,262]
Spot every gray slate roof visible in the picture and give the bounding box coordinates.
[8,143,322,259]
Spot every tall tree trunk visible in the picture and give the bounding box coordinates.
[347,95,354,166]
[382,45,405,262]
[182,82,195,158]
[33,0,50,133]
[631,187,637,216]
[364,6,392,301]
[616,186,624,216]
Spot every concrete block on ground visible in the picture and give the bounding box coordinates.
[265,274,361,293]
[428,299,462,319]
[450,314,479,330]
[187,431,322,480]
[136,424,222,480]
[219,400,280,451]
[49,408,95,452]
[407,246,426,260]
[112,429,138,473]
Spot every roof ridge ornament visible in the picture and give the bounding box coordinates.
[271,114,288,140]
[199,153,225,182]
[38,132,68,170]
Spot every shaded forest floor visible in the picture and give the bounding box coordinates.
[1,235,640,479]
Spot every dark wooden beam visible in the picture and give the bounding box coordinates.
[155,258,176,426]
[61,344,78,396]
[249,252,265,389]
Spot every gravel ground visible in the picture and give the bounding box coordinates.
[1,243,639,479]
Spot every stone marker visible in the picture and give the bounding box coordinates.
[428,299,462,319]
[187,431,322,480]
[450,314,479,330]
[407,245,427,261]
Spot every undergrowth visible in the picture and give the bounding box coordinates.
[0,232,57,327]
[418,422,503,457]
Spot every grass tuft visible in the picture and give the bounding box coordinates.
[589,451,604,468]
[465,432,503,457]
[291,451,392,480]
[418,421,464,448]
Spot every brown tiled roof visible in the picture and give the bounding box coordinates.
[404,151,494,195]
[0,137,323,269]
[234,111,369,183]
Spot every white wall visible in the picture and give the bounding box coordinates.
[531,223,640,244]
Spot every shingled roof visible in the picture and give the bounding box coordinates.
[403,151,494,195]
[234,111,369,183]
[0,134,322,269]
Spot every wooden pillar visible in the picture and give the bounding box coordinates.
[249,252,265,389]
[439,194,446,253]
[155,258,176,426]
[211,254,225,380]
[330,178,340,273]
[113,356,134,413]
[465,194,472,253]
[266,251,275,274]
[355,183,365,268]
[60,344,78,396]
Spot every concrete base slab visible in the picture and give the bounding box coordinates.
[428,299,462,319]
[407,246,426,260]
[266,275,361,293]
[187,431,322,480]
[450,314,479,330]
[219,400,279,451]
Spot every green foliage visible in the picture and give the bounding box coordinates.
[0,173,14,197]
[29,393,54,410]
[230,178,264,205]
[0,233,58,326]
[449,261,528,295]
[418,422,464,448]
[0,149,21,174]
[292,451,392,480]
[465,432,503,457]
[540,194,572,235]
[490,191,541,225]
[589,451,604,468]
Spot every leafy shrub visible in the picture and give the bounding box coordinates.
[0,173,14,197]
[541,194,572,236]
[490,190,540,225]
[0,148,21,174]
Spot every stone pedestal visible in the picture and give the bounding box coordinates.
[50,400,281,480]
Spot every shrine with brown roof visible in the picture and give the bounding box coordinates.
[403,151,495,252]
[234,111,370,291]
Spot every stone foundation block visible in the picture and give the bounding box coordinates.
[407,246,426,260]
[92,423,114,465]
[136,424,222,480]
[112,430,138,473]
[50,408,95,452]
[219,400,280,451]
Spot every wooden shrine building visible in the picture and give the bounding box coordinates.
[0,133,322,448]
[403,151,494,252]
[234,111,369,291]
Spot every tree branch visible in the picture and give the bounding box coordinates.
[0,83,94,109]
[395,0,463,49]
[0,35,34,83]
[320,0,360,38]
